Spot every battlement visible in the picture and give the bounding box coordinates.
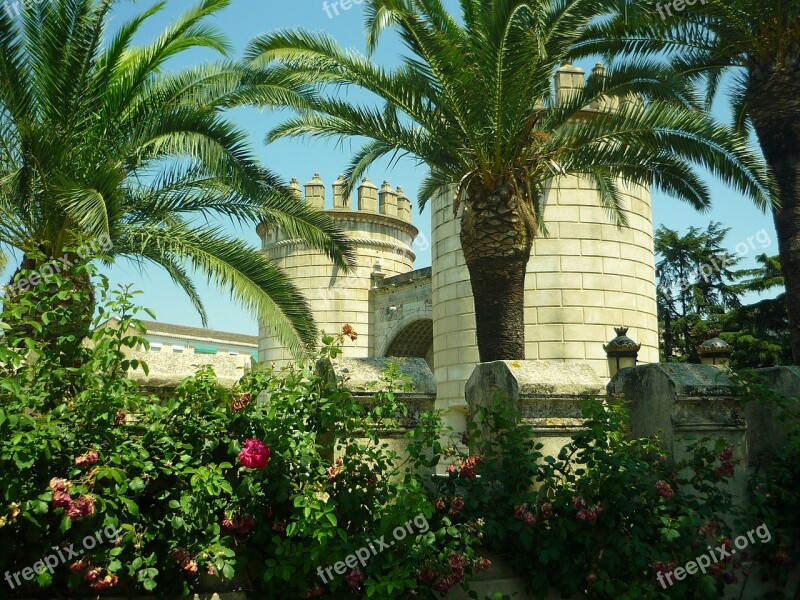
[554,61,639,113]
[289,174,413,224]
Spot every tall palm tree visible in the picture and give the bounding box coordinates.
[0,0,353,355]
[237,0,772,362]
[574,0,800,363]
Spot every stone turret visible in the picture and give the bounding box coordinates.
[554,61,585,105]
[289,177,302,199]
[333,175,350,210]
[258,174,418,363]
[397,186,412,222]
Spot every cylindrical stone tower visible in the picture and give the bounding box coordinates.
[431,63,660,415]
[258,175,419,363]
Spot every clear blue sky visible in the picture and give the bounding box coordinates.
[3,0,778,335]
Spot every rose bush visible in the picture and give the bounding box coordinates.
[0,263,483,598]
[434,396,746,599]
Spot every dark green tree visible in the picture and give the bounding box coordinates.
[722,254,792,368]
[655,222,746,361]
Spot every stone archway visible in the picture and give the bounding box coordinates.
[384,319,434,369]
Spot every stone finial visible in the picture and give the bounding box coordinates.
[333,174,350,210]
[378,180,398,217]
[554,60,585,106]
[304,173,325,209]
[358,177,378,212]
[396,186,412,222]
[289,177,302,199]
[589,62,620,112]
[697,336,733,367]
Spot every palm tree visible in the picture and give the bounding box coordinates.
[574,0,800,363]
[0,0,353,355]
[236,0,771,362]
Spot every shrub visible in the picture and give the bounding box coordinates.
[733,372,800,598]
[434,396,744,599]
[0,266,483,598]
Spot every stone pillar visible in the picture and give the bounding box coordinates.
[358,177,378,212]
[397,186,412,222]
[607,364,747,499]
[333,175,350,210]
[554,61,585,106]
[304,173,325,209]
[465,360,604,459]
[379,181,398,217]
[588,62,619,112]
[289,177,302,199]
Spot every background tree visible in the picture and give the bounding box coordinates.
[722,254,792,368]
[237,0,772,362]
[655,222,746,361]
[575,0,800,364]
[0,0,353,355]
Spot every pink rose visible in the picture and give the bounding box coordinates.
[75,450,99,468]
[655,480,674,498]
[49,478,70,493]
[181,560,199,576]
[69,560,88,574]
[66,496,95,519]
[345,568,364,588]
[238,439,270,470]
[52,491,72,508]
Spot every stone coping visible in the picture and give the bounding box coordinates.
[318,356,435,396]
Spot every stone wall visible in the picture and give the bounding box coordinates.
[128,346,252,389]
[370,268,433,366]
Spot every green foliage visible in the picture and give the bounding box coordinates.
[654,222,790,367]
[242,0,771,217]
[435,396,743,599]
[0,268,480,598]
[655,222,747,362]
[733,372,800,597]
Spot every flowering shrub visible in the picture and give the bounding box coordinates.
[0,266,483,598]
[435,396,744,599]
[734,372,800,594]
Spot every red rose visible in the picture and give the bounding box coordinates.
[238,438,270,470]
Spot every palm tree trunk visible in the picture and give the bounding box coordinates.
[748,58,800,364]
[460,183,536,362]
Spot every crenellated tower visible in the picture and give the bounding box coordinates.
[258,174,419,363]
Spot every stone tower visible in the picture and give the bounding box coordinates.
[431,62,660,415]
[258,174,419,363]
